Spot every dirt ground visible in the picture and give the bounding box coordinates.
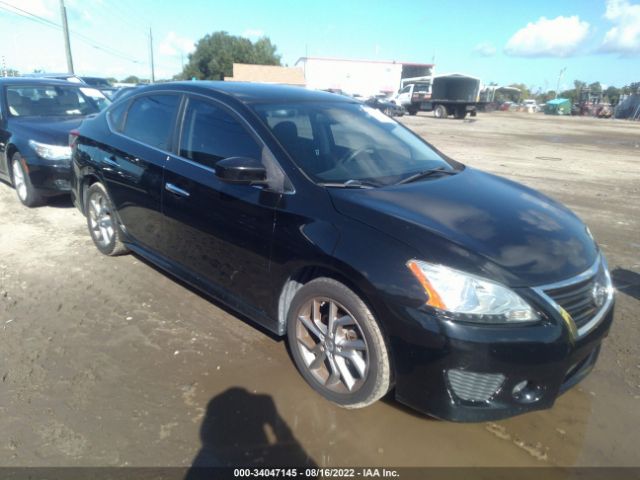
[0,112,639,468]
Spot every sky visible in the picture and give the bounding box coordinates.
[0,0,638,91]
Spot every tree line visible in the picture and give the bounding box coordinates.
[506,81,639,106]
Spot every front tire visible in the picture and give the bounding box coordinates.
[85,182,129,256]
[287,277,391,409]
[11,153,43,207]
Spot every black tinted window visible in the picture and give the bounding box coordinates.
[123,94,179,150]
[180,98,261,169]
[6,85,101,117]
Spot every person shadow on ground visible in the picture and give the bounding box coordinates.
[185,387,317,479]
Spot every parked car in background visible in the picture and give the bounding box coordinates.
[70,82,614,421]
[364,95,405,117]
[523,99,538,113]
[79,77,118,99]
[23,73,117,101]
[0,78,107,206]
[109,86,140,102]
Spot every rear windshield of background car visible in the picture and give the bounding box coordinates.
[5,85,101,117]
[413,84,430,92]
[82,77,112,87]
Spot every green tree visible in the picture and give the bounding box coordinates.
[537,90,556,103]
[604,86,621,105]
[588,82,602,94]
[508,83,530,100]
[179,31,281,80]
[121,75,140,84]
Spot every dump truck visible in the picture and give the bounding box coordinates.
[421,73,482,119]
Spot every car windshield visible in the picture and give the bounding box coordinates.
[6,85,106,117]
[253,102,455,186]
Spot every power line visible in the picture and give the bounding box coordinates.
[0,1,145,65]
[0,1,179,76]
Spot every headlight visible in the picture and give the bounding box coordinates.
[29,140,72,161]
[407,260,539,324]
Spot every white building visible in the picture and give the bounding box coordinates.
[295,57,434,97]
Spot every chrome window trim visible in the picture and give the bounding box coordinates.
[532,255,614,338]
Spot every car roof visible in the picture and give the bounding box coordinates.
[131,81,354,105]
[0,77,83,86]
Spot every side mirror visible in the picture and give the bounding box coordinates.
[215,156,267,185]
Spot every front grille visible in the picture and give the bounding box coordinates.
[544,276,599,329]
[447,370,505,403]
[537,256,613,336]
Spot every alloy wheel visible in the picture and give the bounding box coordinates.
[294,297,369,393]
[12,160,27,201]
[88,191,115,247]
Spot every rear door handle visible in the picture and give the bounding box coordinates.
[165,182,190,198]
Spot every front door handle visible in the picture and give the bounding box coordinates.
[165,182,190,198]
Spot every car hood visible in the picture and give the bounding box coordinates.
[329,167,598,287]
[9,116,85,145]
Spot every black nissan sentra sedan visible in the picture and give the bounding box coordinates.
[0,78,108,207]
[69,82,614,421]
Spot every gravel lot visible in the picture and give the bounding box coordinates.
[0,111,638,467]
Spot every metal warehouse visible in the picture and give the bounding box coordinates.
[295,56,434,97]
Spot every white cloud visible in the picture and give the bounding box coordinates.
[504,15,590,57]
[473,42,497,57]
[158,31,195,57]
[601,0,640,54]
[243,28,264,39]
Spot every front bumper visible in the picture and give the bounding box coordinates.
[389,301,613,422]
[25,157,72,194]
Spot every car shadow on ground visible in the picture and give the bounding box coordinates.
[611,268,640,301]
[45,194,75,209]
[185,387,316,478]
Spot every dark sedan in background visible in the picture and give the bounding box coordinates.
[70,82,614,421]
[364,95,405,117]
[0,78,107,206]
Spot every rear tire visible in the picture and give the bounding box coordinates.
[434,104,447,119]
[407,107,418,116]
[11,152,43,208]
[454,107,467,119]
[85,182,129,256]
[287,277,391,409]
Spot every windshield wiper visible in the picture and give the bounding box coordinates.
[319,179,379,189]
[395,167,457,185]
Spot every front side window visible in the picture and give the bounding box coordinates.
[253,102,454,186]
[5,85,102,117]
[179,97,261,169]
[123,94,179,151]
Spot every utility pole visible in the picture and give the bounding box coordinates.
[59,0,74,74]
[555,67,566,98]
[149,27,155,83]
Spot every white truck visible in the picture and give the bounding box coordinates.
[392,82,431,115]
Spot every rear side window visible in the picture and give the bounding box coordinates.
[179,97,261,169]
[108,101,128,132]
[123,94,179,150]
